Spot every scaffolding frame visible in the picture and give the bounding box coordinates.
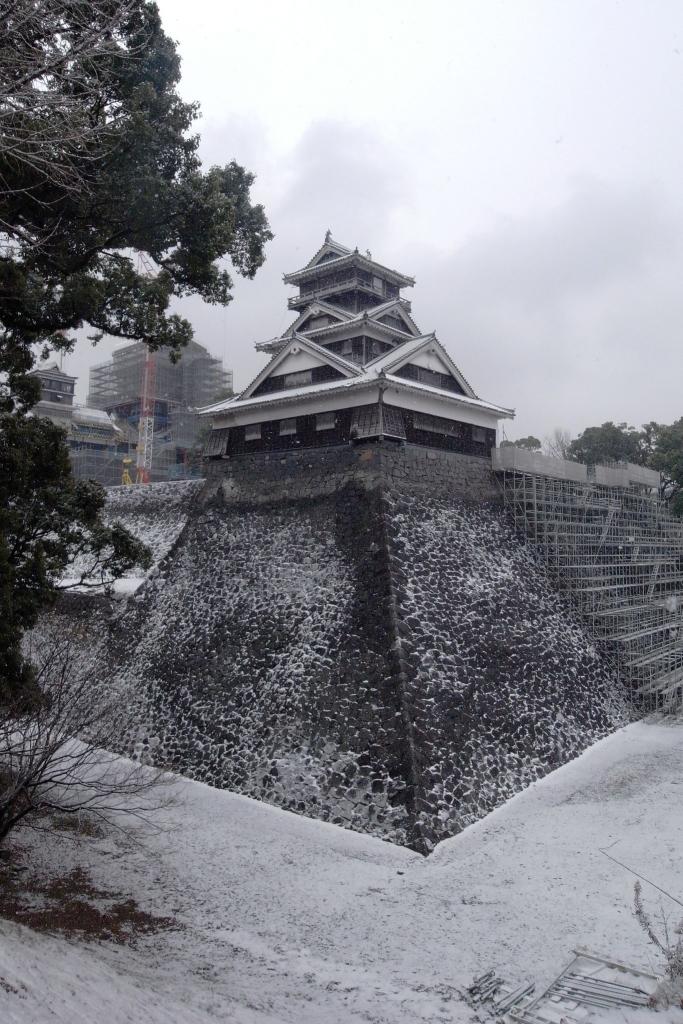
[497,466,683,710]
[87,340,232,482]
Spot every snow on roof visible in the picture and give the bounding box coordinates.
[284,249,415,287]
[366,334,437,371]
[383,374,514,417]
[304,305,418,340]
[255,299,420,354]
[201,373,374,415]
[232,334,363,407]
[73,405,119,427]
[295,234,353,272]
[30,361,77,380]
[200,361,513,419]
[366,333,478,399]
[287,299,356,330]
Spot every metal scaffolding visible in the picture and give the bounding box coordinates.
[87,340,232,482]
[492,448,683,709]
[88,340,232,414]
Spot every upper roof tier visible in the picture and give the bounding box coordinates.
[30,360,77,382]
[284,232,415,290]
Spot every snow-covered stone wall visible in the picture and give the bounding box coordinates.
[63,479,203,593]
[110,487,414,845]
[57,449,629,851]
[383,491,628,848]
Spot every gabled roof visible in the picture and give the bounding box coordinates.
[201,329,512,419]
[30,361,77,381]
[284,247,415,288]
[200,369,513,420]
[255,298,419,355]
[201,374,377,416]
[295,299,420,343]
[366,334,477,399]
[357,298,421,337]
[227,334,362,406]
[294,233,353,272]
[285,300,355,335]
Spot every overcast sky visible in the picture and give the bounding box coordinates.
[67,0,683,441]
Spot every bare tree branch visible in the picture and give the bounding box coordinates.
[0,623,173,844]
[0,0,146,230]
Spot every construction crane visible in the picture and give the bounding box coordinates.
[135,252,157,484]
[135,348,156,484]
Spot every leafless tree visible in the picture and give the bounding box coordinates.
[543,427,573,460]
[0,624,171,844]
[0,0,142,234]
[633,881,683,1006]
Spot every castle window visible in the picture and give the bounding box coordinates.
[394,363,465,395]
[245,423,261,441]
[472,426,487,444]
[413,412,466,438]
[283,369,312,388]
[279,418,297,436]
[316,412,336,431]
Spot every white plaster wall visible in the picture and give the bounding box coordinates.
[270,348,326,373]
[406,349,451,373]
[383,387,505,430]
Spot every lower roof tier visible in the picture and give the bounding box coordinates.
[204,400,497,462]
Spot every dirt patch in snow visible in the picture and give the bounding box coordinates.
[0,843,177,945]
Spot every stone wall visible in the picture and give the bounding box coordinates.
[57,443,628,852]
[205,441,501,506]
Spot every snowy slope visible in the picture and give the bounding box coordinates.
[62,479,203,593]
[2,717,683,1024]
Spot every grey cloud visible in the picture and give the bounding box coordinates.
[67,146,683,451]
[273,121,408,248]
[406,179,683,438]
[158,120,411,391]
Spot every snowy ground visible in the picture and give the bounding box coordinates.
[2,716,683,1024]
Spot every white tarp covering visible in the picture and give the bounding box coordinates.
[492,448,660,491]
[491,446,588,482]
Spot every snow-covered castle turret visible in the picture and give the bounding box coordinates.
[201,233,514,458]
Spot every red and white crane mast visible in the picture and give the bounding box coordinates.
[135,252,157,485]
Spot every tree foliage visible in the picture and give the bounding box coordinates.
[567,421,647,466]
[500,435,542,451]
[0,0,272,701]
[1,0,272,412]
[0,416,151,704]
[567,419,683,515]
[648,418,683,515]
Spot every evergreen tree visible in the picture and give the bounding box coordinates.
[647,418,683,515]
[500,435,542,451]
[567,421,647,466]
[0,0,272,701]
[567,419,683,515]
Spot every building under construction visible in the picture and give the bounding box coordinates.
[493,446,683,709]
[88,340,232,483]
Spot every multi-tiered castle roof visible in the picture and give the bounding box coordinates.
[202,232,513,458]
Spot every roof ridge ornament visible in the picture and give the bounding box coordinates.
[325,229,332,242]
